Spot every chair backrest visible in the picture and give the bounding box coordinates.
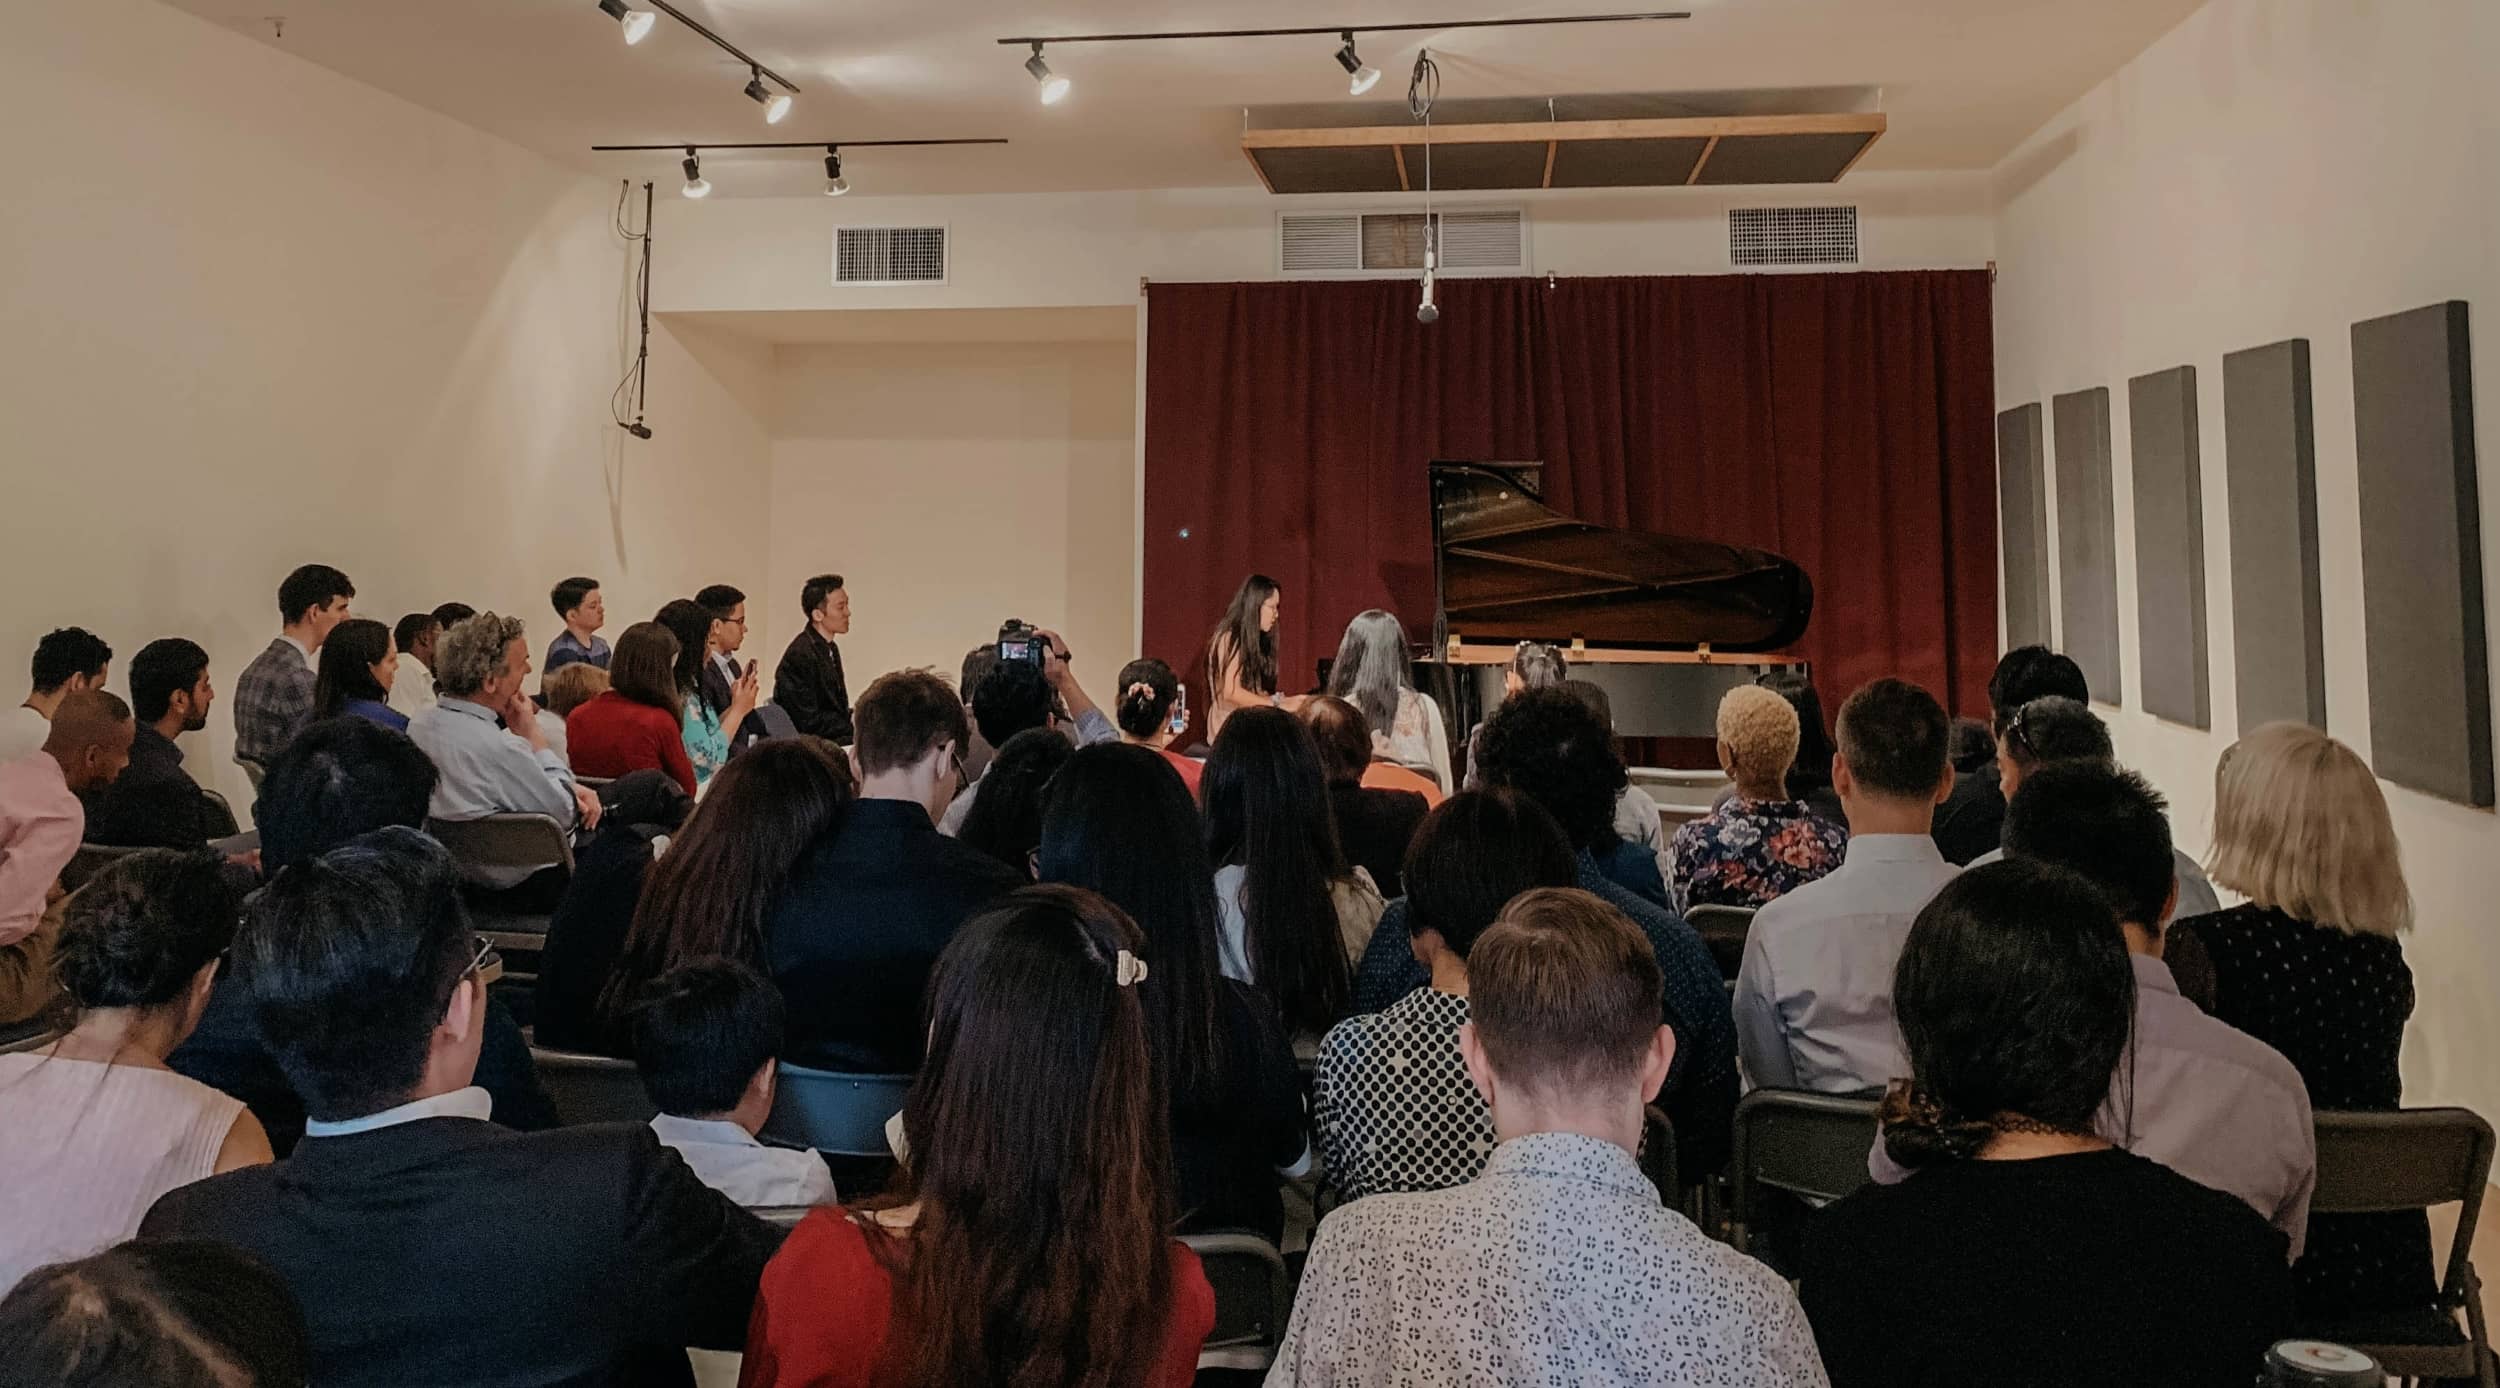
[61,842,144,894]
[763,1065,912,1158]
[235,757,266,792]
[1732,1089,1881,1221]
[2312,1107,2495,1312]
[1639,1103,1681,1201]
[426,813,576,878]
[1683,903,1756,981]
[197,787,240,839]
[1182,1232,1293,1373]
[529,1041,658,1126]
[751,704,800,741]
[750,1205,816,1230]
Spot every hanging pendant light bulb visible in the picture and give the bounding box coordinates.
[1336,33,1382,96]
[680,150,711,199]
[822,149,850,197]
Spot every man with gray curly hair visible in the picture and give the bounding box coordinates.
[407,614,598,881]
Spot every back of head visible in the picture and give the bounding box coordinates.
[1475,687,1626,852]
[970,660,1054,748]
[431,612,522,701]
[240,826,473,1121]
[853,669,969,778]
[1404,789,1577,960]
[632,959,784,1118]
[392,613,439,661]
[56,849,238,1013]
[255,718,438,874]
[313,618,391,716]
[607,620,682,717]
[0,1239,309,1388]
[1835,677,1951,802]
[1508,641,1568,691]
[1467,888,1663,1102]
[2001,695,2112,773]
[1755,670,1835,788]
[277,564,354,627]
[1987,645,2089,734]
[1882,859,2135,1168]
[877,884,1171,1388]
[130,639,211,726]
[653,599,715,694]
[1297,694,1372,786]
[958,645,1000,707]
[1715,684,1801,791]
[31,627,112,695]
[550,576,599,621]
[1948,717,1997,775]
[542,662,610,718]
[957,727,1076,876]
[695,584,745,620]
[1202,706,1350,1035]
[1113,657,1181,740]
[429,602,475,630]
[2210,721,2412,934]
[1325,609,1413,734]
[2003,762,2176,931]
[44,690,134,775]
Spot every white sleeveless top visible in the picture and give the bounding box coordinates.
[0,1053,245,1293]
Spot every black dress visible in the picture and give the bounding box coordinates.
[1171,979,1308,1242]
[2177,904,2435,1322]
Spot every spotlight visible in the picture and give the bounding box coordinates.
[822,149,849,197]
[596,0,655,46]
[680,150,711,199]
[1026,43,1070,105]
[1336,33,1382,96]
[745,69,793,124]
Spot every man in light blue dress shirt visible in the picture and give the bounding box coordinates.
[407,613,599,888]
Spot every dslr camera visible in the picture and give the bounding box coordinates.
[997,618,1052,668]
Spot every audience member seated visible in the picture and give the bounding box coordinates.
[1300,694,1429,896]
[406,612,597,879]
[142,828,778,1387]
[170,717,557,1150]
[537,661,609,768]
[1361,683,1739,1173]
[1670,684,1848,912]
[1,627,111,763]
[566,620,701,796]
[430,600,476,629]
[233,564,353,768]
[1734,678,1957,1096]
[388,611,441,721]
[1113,656,1203,793]
[659,597,756,789]
[1956,763,2315,1247]
[955,644,1001,785]
[1277,887,1823,1386]
[771,671,1020,1073]
[1800,860,2292,1387]
[2178,721,2432,1324]
[1038,745,1306,1240]
[742,887,1214,1387]
[310,616,404,733]
[1755,670,1846,826]
[1930,645,2085,865]
[1459,639,1566,791]
[1312,789,1575,1201]
[695,584,752,717]
[954,726,1074,880]
[1948,715,1996,775]
[530,769,696,1054]
[940,659,1059,835]
[542,575,610,675]
[0,851,271,1291]
[634,960,836,1210]
[1325,608,1454,791]
[0,1239,310,1386]
[1967,695,2224,918]
[773,573,854,745]
[0,691,134,1026]
[1205,708,1376,1031]
[83,638,228,849]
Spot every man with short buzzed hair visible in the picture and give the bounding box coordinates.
[0,689,136,1023]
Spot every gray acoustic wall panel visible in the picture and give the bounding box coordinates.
[2129,366,2210,727]
[1998,403,2051,649]
[2052,387,2123,701]
[2223,340,2326,731]
[2352,301,2492,807]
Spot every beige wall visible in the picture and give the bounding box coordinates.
[765,339,1139,706]
[0,0,771,812]
[1992,0,2500,1119]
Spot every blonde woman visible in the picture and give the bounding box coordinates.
[2173,721,2421,1324]
[1667,685,1848,912]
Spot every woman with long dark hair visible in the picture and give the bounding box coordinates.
[741,886,1215,1388]
[1037,744,1308,1240]
[312,618,404,731]
[1203,707,1371,1035]
[1113,657,1201,794]
[1800,860,2292,1386]
[955,726,1075,879]
[656,598,757,789]
[1203,574,1281,740]
[1755,669,1842,825]
[1324,609,1453,792]
[566,621,700,795]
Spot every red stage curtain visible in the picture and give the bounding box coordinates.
[1141,270,1998,723]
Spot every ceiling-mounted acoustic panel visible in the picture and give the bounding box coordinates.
[1548,137,1711,188]
[1389,142,1551,191]
[1691,132,1877,185]
[1244,145,1403,195]
[1244,114,1886,194]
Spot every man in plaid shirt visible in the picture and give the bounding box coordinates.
[233,564,355,767]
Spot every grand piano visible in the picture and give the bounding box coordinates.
[1425,460,1814,742]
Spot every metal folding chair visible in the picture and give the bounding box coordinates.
[1684,903,1757,982]
[426,813,575,970]
[527,1035,656,1126]
[1727,1089,1881,1255]
[1183,1231,1294,1374]
[762,1065,912,1158]
[2303,1107,2497,1388]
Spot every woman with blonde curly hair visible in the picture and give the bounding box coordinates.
[1667,684,1848,911]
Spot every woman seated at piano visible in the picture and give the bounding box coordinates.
[1205,574,1287,741]
[1324,610,1455,794]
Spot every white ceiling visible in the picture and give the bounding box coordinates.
[164,0,2202,198]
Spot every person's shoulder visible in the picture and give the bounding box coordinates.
[142,1156,283,1231]
[2101,1149,2291,1250]
[2157,992,2309,1096]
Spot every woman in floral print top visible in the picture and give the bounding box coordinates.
[1669,685,1848,912]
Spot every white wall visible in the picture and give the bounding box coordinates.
[1992,0,2500,1118]
[0,0,771,812]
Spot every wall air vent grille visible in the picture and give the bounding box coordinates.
[1729,205,1859,266]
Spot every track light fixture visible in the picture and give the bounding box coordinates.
[745,68,793,124]
[1335,33,1382,96]
[1025,43,1070,105]
[596,0,656,45]
[822,148,849,196]
[679,149,710,199]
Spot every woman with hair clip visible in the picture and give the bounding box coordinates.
[1326,609,1454,793]
[1112,656,1202,794]
[1799,859,2292,1387]
[1204,574,1283,741]
[1204,708,1379,1025]
[1037,744,1308,1240]
[740,885,1215,1388]
[312,617,405,732]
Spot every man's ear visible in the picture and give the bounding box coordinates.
[1830,750,1854,800]
[440,973,480,1048]
[1459,1022,1497,1109]
[1638,1025,1675,1104]
[1935,758,1958,805]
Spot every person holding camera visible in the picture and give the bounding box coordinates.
[937,621,1114,835]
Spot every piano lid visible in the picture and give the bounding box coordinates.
[1429,460,1813,653]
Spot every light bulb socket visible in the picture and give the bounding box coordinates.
[680,152,710,197]
[1335,36,1364,75]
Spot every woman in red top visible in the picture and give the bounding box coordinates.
[1113,657,1203,795]
[564,621,699,796]
[741,885,1214,1388]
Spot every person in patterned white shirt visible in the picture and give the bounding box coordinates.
[1275,886,1829,1388]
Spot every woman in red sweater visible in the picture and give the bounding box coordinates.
[740,885,1214,1388]
[564,621,699,796]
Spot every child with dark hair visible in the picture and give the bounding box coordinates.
[635,960,835,1210]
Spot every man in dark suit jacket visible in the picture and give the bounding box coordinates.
[770,669,1020,1073]
[142,827,756,1388]
[83,638,233,848]
[772,573,854,744]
